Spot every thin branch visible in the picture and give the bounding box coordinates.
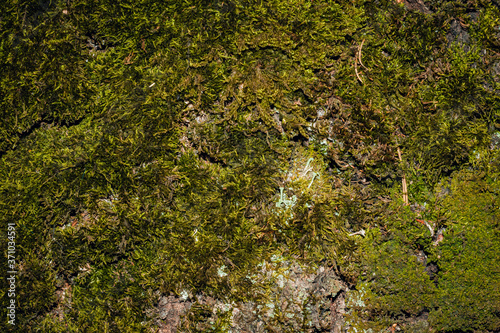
[397,147,409,205]
[416,219,435,236]
[348,229,366,237]
[358,39,367,70]
[354,59,363,84]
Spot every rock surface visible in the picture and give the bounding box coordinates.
[153,262,349,332]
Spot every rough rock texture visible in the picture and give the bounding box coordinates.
[401,0,432,14]
[155,296,193,333]
[447,19,471,50]
[153,263,349,332]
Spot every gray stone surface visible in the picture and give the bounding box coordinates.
[152,262,349,332]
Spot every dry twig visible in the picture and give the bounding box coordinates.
[397,147,409,205]
[354,60,363,84]
[358,39,367,70]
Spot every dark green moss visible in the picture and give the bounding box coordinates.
[1,0,499,332]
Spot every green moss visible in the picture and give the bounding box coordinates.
[352,165,500,331]
[1,0,499,331]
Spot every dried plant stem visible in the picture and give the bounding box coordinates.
[354,60,363,84]
[358,39,367,70]
[354,40,366,84]
[397,147,409,205]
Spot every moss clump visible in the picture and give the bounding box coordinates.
[1,0,499,332]
[351,161,500,331]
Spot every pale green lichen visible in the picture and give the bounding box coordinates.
[217,265,228,278]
